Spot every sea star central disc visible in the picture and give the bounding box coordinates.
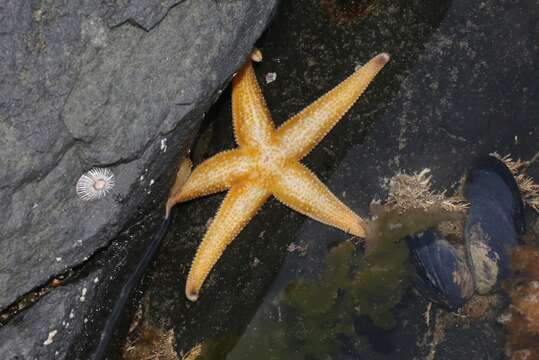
[167,52,390,301]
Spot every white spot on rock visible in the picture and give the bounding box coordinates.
[160,138,167,152]
[43,330,58,345]
[80,287,87,302]
[252,257,261,267]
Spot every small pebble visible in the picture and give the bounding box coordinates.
[265,72,277,84]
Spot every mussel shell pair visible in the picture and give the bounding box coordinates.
[406,156,525,309]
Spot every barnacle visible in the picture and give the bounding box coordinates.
[76,167,115,201]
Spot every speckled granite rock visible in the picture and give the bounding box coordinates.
[0,0,278,311]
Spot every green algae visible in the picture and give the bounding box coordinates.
[368,207,463,247]
[191,207,463,360]
[285,228,411,331]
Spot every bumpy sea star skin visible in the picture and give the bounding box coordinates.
[168,53,390,301]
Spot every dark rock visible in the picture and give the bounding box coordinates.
[0,209,168,359]
[135,0,538,359]
[0,271,102,360]
[0,0,278,312]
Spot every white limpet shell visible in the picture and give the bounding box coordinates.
[76,168,115,201]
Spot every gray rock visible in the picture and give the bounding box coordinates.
[0,208,170,359]
[0,0,278,311]
[102,0,185,30]
[0,272,102,360]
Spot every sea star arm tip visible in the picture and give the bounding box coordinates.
[276,52,390,160]
[232,62,275,148]
[375,52,390,65]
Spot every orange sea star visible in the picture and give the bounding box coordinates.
[167,52,390,301]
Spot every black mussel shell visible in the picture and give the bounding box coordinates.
[406,229,474,309]
[464,155,525,294]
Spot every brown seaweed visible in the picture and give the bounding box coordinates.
[501,245,539,359]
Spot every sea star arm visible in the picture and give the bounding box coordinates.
[167,149,252,208]
[276,53,389,160]
[232,62,275,148]
[271,162,366,237]
[185,181,270,301]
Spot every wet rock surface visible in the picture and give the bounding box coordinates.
[0,269,103,359]
[0,0,277,311]
[138,0,538,359]
[0,211,176,359]
[0,0,278,358]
